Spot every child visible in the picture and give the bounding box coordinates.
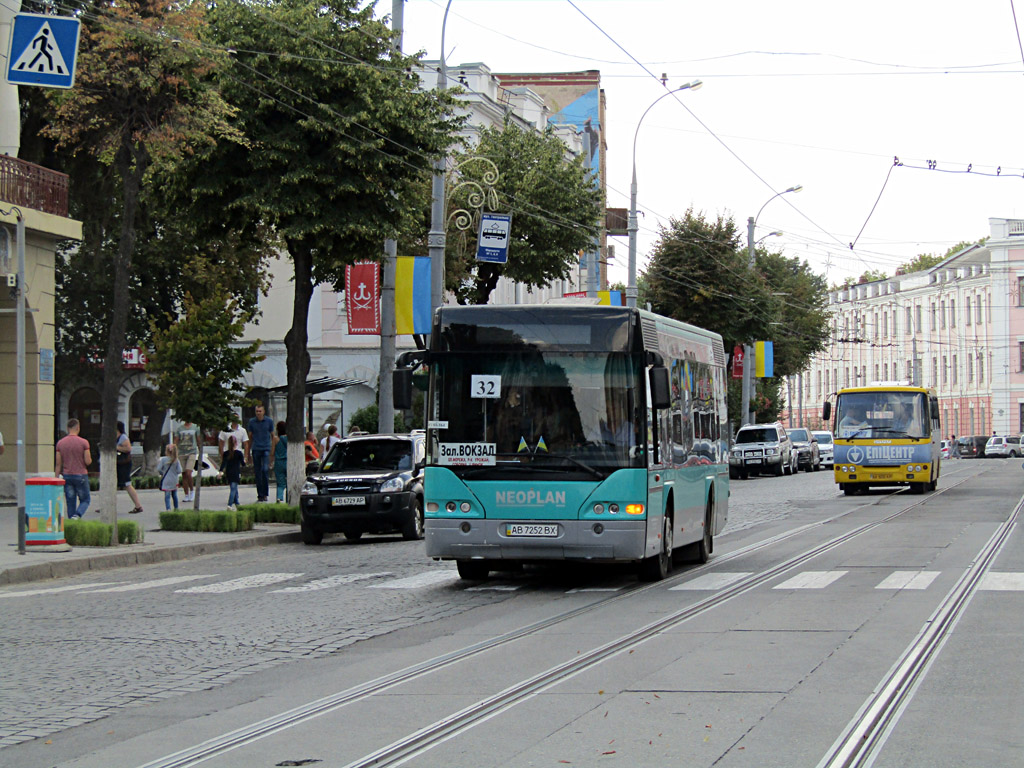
[155,444,182,511]
[222,435,244,511]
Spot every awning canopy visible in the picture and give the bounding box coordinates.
[265,377,364,396]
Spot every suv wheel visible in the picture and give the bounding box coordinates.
[401,499,425,541]
[301,522,323,546]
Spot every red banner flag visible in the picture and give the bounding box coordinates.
[345,262,380,335]
[731,345,744,378]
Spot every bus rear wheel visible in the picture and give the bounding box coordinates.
[694,499,713,564]
[639,516,672,582]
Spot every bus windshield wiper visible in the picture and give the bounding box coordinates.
[532,453,606,479]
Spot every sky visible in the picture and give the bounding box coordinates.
[389,0,1024,288]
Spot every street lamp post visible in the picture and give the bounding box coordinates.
[741,185,802,426]
[626,80,702,308]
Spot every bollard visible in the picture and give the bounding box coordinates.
[25,477,72,551]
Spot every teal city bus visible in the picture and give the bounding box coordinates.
[393,305,729,581]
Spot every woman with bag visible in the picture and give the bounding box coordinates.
[155,444,182,510]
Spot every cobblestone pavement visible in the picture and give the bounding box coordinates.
[0,464,982,750]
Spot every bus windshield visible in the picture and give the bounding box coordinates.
[430,351,645,477]
[836,391,929,439]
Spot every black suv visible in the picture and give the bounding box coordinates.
[300,433,425,544]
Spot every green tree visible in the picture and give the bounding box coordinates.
[197,0,462,503]
[41,0,241,539]
[898,239,986,274]
[349,404,406,435]
[443,122,604,305]
[146,286,264,509]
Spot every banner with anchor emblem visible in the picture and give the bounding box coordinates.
[345,261,380,334]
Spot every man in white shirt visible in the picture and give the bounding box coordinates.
[218,416,249,462]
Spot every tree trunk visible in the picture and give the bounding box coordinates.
[142,406,167,474]
[100,142,147,544]
[284,237,313,505]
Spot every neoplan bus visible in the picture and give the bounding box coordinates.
[393,304,729,582]
[823,384,941,495]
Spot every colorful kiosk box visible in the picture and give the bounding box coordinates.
[26,477,67,546]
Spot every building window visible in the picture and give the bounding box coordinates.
[940,300,946,329]
[1019,277,1024,307]
[981,405,986,433]
[1020,403,1024,433]
[905,306,912,335]
[977,352,984,382]
[873,313,878,341]
[950,299,956,328]
[930,303,937,331]
[915,304,922,333]
[875,363,880,382]
[906,360,912,381]
[883,312,888,336]
[844,368,850,387]
[931,357,937,387]
[952,353,957,385]
[977,298,983,324]
[1019,342,1024,372]
[965,296,971,325]
[884,363,889,381]
[861,365,866,384]
[825,369,830,392]
[967,354,973,383]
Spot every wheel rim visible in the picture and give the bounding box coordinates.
[415,503,424,538]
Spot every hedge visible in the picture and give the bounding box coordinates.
[244,503,301,525]
[159,509,254,532]
[65,518,144,546]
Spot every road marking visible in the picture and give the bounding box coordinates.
[368,571,458,589]
[85,575,218,592]
[175,573,304,593]
[465,584,521,592]
[0,582,121,598]
[773,570,848,589]
[270,572,392,593]
[566,586,624,593]
[876,571,940,590]
[669,572,753,591]
[978,572,1024,590]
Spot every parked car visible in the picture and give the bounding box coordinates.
[299,432,425,544]
[984,435,1021,458]
[957,435,989,458]
[812,430,834,467]
[787,428,821,471]
[729,423,796,479]
[940,439,950,459]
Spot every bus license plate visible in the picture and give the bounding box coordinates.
[869,473,893,481]
[506,523,558,537]
[332,496,365,506]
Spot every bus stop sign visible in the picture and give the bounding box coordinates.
[5,13,81,89]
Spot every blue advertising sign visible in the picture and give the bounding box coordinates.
[5,13,81,89]
[476,213,512,264]
[833,442,934,467]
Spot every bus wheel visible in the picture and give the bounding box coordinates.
[457,559,490,580]
[843,484,857,496]
[639,517,672,582]
[911,482,926,494]
[694,499,713,564]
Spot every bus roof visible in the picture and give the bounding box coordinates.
[837,385,934,395]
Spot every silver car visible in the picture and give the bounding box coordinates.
[984,435,1020,458]
[812,430,834,467]
[729,423,797,479]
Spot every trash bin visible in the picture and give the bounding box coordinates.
[26,477,67,547]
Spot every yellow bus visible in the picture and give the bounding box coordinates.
[823,384,941,495]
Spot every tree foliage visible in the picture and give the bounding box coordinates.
[442,123,604,305]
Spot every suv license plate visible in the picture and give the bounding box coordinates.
[746,458,762,464]
[332,496,365,506]
[506,523,558,537]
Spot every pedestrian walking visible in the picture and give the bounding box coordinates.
[271,421,288,503]
[55,418,92,518]
[950,434,960,458]
[155,444,182,510]
[222,435,244,510]
[320,424,341,456]
[246,405,274,503]
[174,420,200,502]
[304,431,320,463]
[218,415,248,463]
[116,421,144,514]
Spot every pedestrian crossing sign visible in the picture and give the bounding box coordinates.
[5,13,81,89]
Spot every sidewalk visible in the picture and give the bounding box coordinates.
[0,482,300,586]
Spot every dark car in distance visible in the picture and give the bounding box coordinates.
[299,433,425,544]
[956,435,989,458]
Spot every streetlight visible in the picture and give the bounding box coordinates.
[626,79,702,308]
[740,185,802,427]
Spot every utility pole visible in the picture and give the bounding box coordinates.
[742,216,756,426]
[377,0,403,435]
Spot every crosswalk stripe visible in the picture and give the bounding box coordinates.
[368,571,458,590]
[875,571,940,590]
[270,572,392,593]
[774,570,848,590]
[86,575,219,593]
[669,572,753,591]
[0,582,122,599]
[978,572,1024,590]
[175,573,304,594]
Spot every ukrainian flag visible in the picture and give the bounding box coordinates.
[396,257,432,335]
[754,341,774,378]
[597,290,623,306]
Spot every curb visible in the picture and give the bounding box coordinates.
[0,530,303,586]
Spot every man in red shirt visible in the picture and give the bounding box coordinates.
[55,418,93,518]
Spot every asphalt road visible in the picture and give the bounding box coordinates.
[2,457,1021,767]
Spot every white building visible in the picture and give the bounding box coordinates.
[783,217,1024,439]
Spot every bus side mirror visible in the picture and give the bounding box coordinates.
[649,366,670,410]
[822,402,832,422]
[393,368,413,410]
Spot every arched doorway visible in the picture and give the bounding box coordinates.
[67,387,101,472]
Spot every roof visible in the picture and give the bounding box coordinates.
[265,377,364,396]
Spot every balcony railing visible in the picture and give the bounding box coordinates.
[0,155,69,217]
[1009,219,1024,237]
